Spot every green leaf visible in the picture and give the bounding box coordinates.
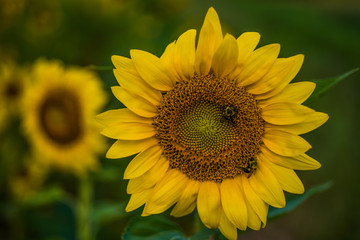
[189,228,226,240]
[92,201,127,225]
[23,185,66,208]
[123,215,186,240]
[305,68,359,104]
[268,181,333,220]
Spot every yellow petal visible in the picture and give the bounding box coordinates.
[248,161,286,208]
[197,181,221,228]
[174,29,196,80]
[130,49,175,91]
[260,146,321,170]
[111,86,157,118]
[97,108,153,127]
[261,102,315,125]
[241,176,268,225]
[100,121,155,140]
[265,111,329,135]
[255,54,304,100]
[101,122,155,140]
[259,82,316,107]
[246,202,262,231]
[211,34,238,78]
[123,145,162,179]
[219,211,237,240]
[125,189,152,212]
[160,41,181,82]
[259,152,304,194]
[142,169,188,216]
[263,130,312,157]
[127,156,169,194]
[106,138,158,159]
[113,68,162,106]
[220,177,247,230]
[247,57,295,95]
[236,44,280,87]
[111,55,136,73]
[171,179,200,217]
[195,7,223,76]
[228,32,261,80]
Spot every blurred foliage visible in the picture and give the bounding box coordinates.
[0,0,359,239]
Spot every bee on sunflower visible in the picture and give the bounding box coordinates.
[98,7,328,239]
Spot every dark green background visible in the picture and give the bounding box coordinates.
[0,0,359,239]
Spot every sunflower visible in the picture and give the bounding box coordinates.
[10,154,48,201]
[0,61,26,130]
[98,8,328,239]
[23,59,107,176]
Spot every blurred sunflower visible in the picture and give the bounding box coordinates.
[23,59,107,176]
[10,155,48,201]
[0,61,26,130]
[98,7,328,239]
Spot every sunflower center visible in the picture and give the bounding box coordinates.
[154,74,265,182]
[4,81,21,99]
[39,88,82,145]
[176,101,236,155]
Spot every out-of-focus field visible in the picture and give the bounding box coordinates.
[0,0,359,239]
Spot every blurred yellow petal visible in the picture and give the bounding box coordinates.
[124,145,162,179]
[236,44,280,87]
[262,103,315,125]
[195,7,223,75]
[197,181,221,228]
[260,146,321,170]
[113,68,162,105]
[130,49,175,91]
[259,152,304,194]
[246,201,262,231]
[248,161,285,208]
[263,130,312,157]
[111,55,136,73]
[255,54,304,100]
[127,156,169,194]
[106,138,158,159]
[160,41,181,82]
[219,211,237,240]
[228,32,260,80]
[111,86,157,118]
[247,57,295,95]
[259,82,316,107]
[211,34,238,78]
[174,29,196,79]
[171,179,200,217]
[265,111,329,135]
[220,177,247,230]
[101,122,155,140]
[96,108,153,127]
[126,189,152,212]
[241,176,268,225]
[143,169,188,216]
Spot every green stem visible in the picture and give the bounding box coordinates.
[77,175,93,240]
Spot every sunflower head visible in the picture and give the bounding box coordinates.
[0,61,27,129]
[99,7,328,239]
[23,58,107,176]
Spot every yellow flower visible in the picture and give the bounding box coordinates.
[10,155,48,201]
[0,61,26,130]
[23,59,107,176]
[98,8,328,239]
